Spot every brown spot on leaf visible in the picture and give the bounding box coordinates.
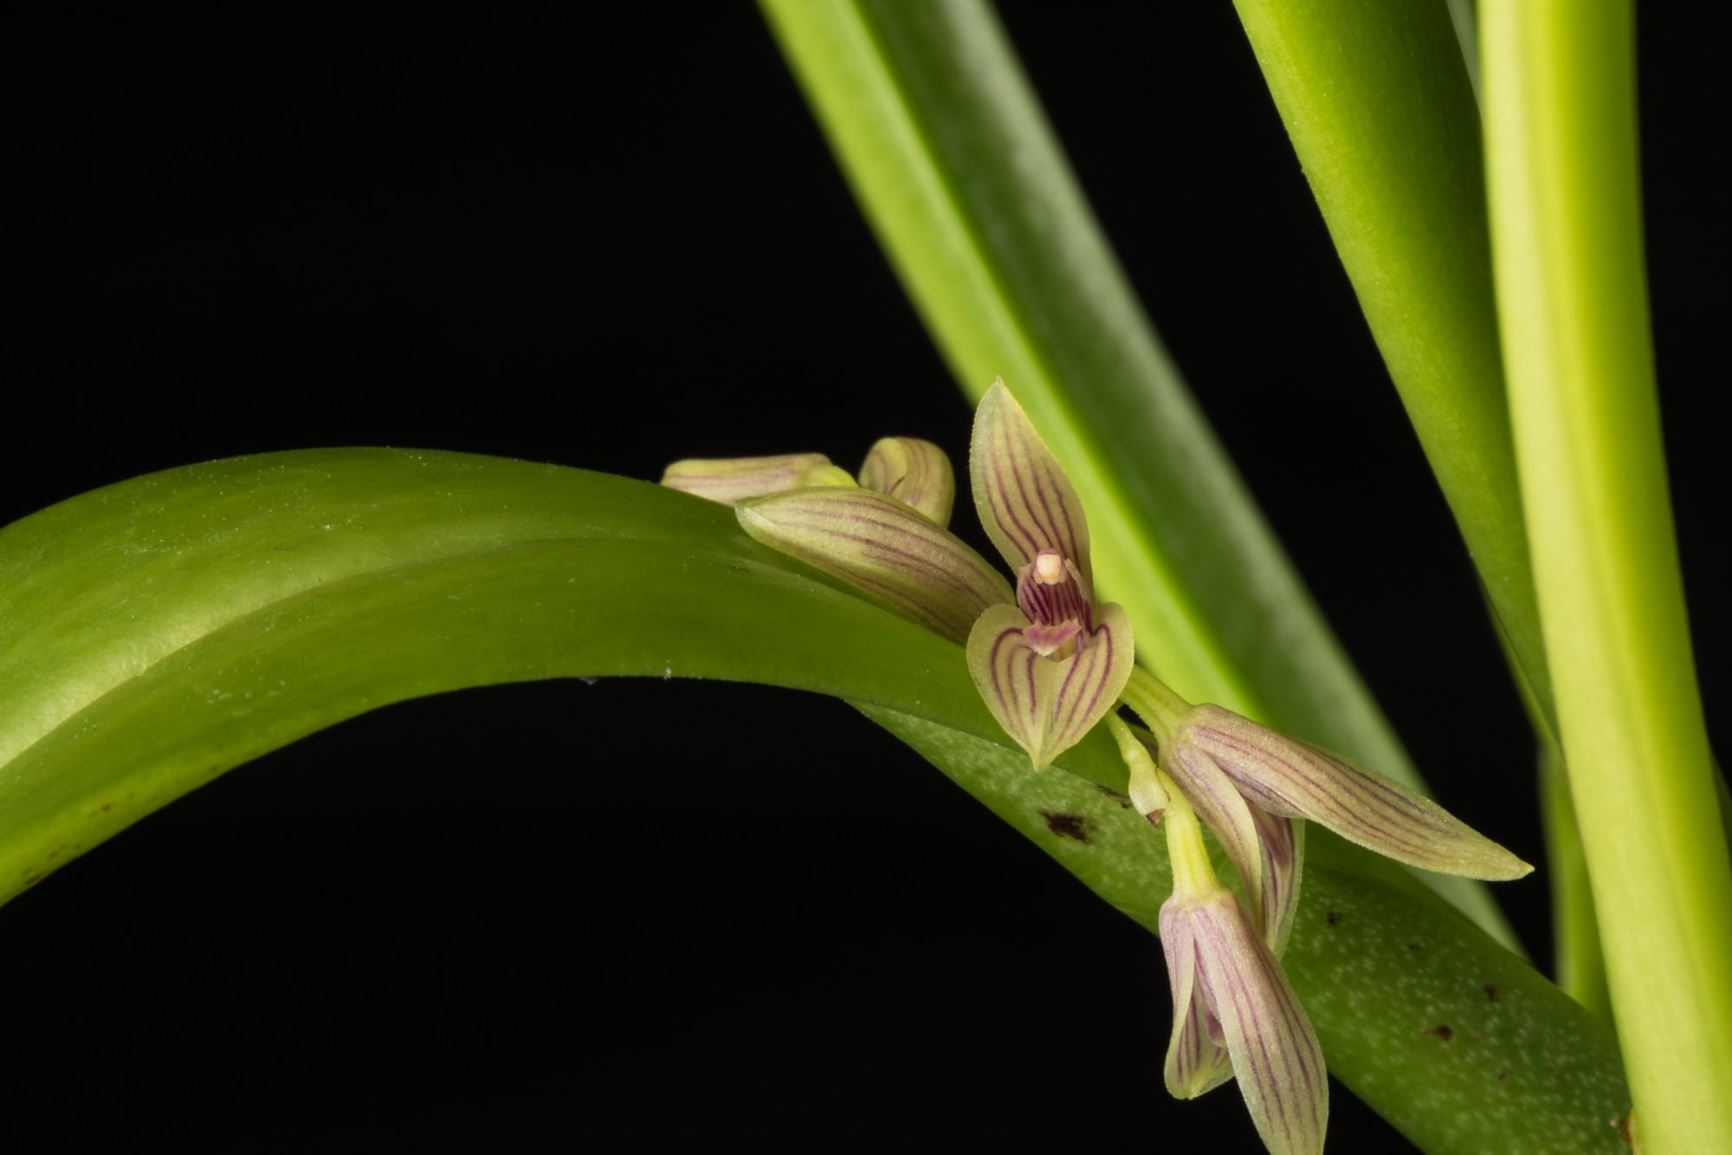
[1091,784,1133,810]
[1483,983,1499,1002]
[1325,910,1343,928]
[1429,1024,1455,1042]
[1496,1070,1508,1082]
[1611,1107,1637,1150]
[1039,810,1092,844]
[1407,942,1423,955]
[1545,1063,1558,1082]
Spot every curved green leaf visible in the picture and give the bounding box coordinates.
[756,0,1516,946]
[0,449,1060,897]
[1229,0,1550,735]
[0,451,1624,1151]
[870,707,1627,1154]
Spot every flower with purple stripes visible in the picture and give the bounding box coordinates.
[663,435,957,526]
[1160,703,1532,952]
[1152,750,1330,1155]
[964,381,1134,771]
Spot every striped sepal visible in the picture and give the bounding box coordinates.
[736,487,1012,644]
[662,453,855,505]
[1169,745,1305,956]
[968,380,1093,588]
[1182,706,1532,881]
[1163,888,1329,1155]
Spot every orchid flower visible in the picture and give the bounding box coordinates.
[1159,767,1328,1155]
[964,383,1135,772]
[662,434,1009,644]
[662,380,1531,1155]
[660,383,1133,774]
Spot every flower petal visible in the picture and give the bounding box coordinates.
[1251,809,1305,959]
[738,488,1013,644]
[1186,888,1329,1155]
[1182,706,1533,881]
[1043,602,1135,766]
[858,437,956,527]
[968,380,1093,587]
[1168,745,1304,955]
[966,602,1134,772]
[967,605,1052,765]
[662,453,855,505]
[1160,897,1235,1099]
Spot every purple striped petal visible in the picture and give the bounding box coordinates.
[1168,746,1305,955]
[1043,602,1134,762]
[662,453,855,505]
[1182,706,1533,881]
[1160,898,1235,1098]
[967,605,1052,765]
[1165,888,1329,1155]
[968,381,1093,588]
[858,437,956,527]
[1251,809,1304,958]
[964,602,1133,771]
[737,488,1013,644]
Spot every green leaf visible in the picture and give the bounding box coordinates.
[868,706,1628,1154]
[1229,0,1551,735]
[757,0,1515,946]
[1484,5,1732,1148]
[0,449,1034,898]
[0,452,1625,1150]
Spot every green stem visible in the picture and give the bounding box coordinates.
[1483,5,1732,1149]
[1119,666,1189,749]
[1160,764,1219,898]
[1539,747,1609,1019]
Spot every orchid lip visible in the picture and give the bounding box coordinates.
[1022,619,1081,657]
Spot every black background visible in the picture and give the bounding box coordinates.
[4,2,1726,1151]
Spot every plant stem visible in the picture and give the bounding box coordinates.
[1119,666,1189,748]
[1483,4,1732,1148]
[1539,747,1609,1019]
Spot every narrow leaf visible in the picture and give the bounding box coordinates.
[1486,4,1732,1146]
